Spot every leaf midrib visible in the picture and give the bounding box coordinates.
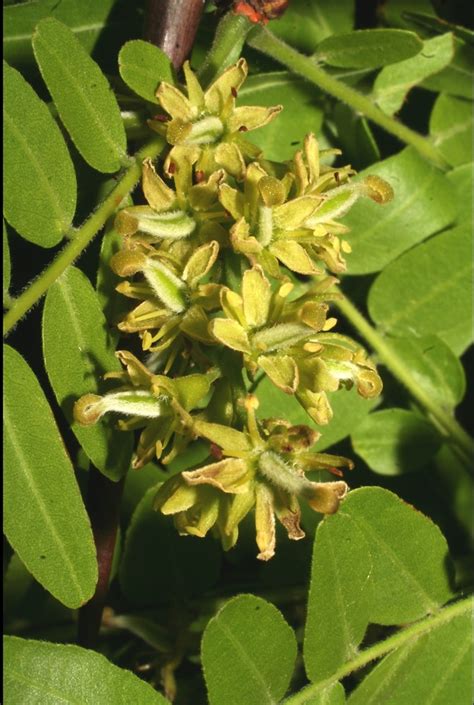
[379,261,471,328]
[4,110,67,229]
[213,619,277,705]
[34,31,125,162]
[4,404,86,604]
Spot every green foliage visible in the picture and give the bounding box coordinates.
[239,72,324,161]
[368,224,473,355]
[373,33,454,115]
[315,29,423,69]
[119,40,175,102]
[4,636,170,704]
[3,345,97,608]
[351,409,442,475]
[33,17,127,173]
[2,1,473,703]
[3,220,11,301]
[3,60,76,247]
[120,486,221,606]
[202,595,297,705]
[430,93,473,167]
[341,147,456,274]
[42,266,133,480]
[346,610,472,705]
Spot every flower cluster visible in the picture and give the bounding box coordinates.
[74,59,392,559]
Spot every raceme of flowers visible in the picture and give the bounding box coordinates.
[74,59,392,560]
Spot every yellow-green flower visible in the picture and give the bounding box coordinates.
[218,134,393,277]
[73,350,219,468]
[149,59,282,179]
[154,396,351,560]
[208,266,382,424]
[110,239,222,360]
[115,155,228,258]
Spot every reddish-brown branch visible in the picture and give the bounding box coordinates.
[144,0,205,70]
[77,470,124,648]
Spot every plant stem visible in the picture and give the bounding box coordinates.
[77,469,125,648]
[335,292,474,472]
[144,0,205,70]
[248,28,448,170]
[198,11,253,86]
[3,136,164,338]
[283,595,473,704]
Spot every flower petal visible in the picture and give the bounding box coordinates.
[141,158,176,212]
[215,142,246,180]
[269,240,320,275]
[242,266,272,328]
[219,183,246,220]
[273,196,319,229]
[156,82,196,120]
[204,58,248,114]
[255,482,276,561]
[258,354,299,394]
[193,419,252,454]
[182,240,219,286]
[210,317,251,353]
[183,60,205,108]
[304,480,348,514]
[183,457,250,493]
[154,475,199,514]
[228,105,282,133]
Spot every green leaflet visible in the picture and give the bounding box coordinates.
[430,93,473,167]
[341,147,457,274]
[447,162,473,225]
[239,72,324,161]
[42,266,133,481]
[271,0,354,53]
[33,17,127,173]
[347,610,472,705]
[351,408,442,475]
[3,220,11,301]
[304,487,453,680]
[3,61,76,247]
[119,40,175,103]
[3,0,139,69]
[3,636,170,705]
[120,486,221,606]
[3,345,97,609]
[386,335,466,408]
[368,224,473,355]
[310,683,347,705]
[255,375,378,452]
[373,33,454,115]
[423,38,474,100]
[304,512,372,681]
[201,595,297,705]
[315,29,422,69]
